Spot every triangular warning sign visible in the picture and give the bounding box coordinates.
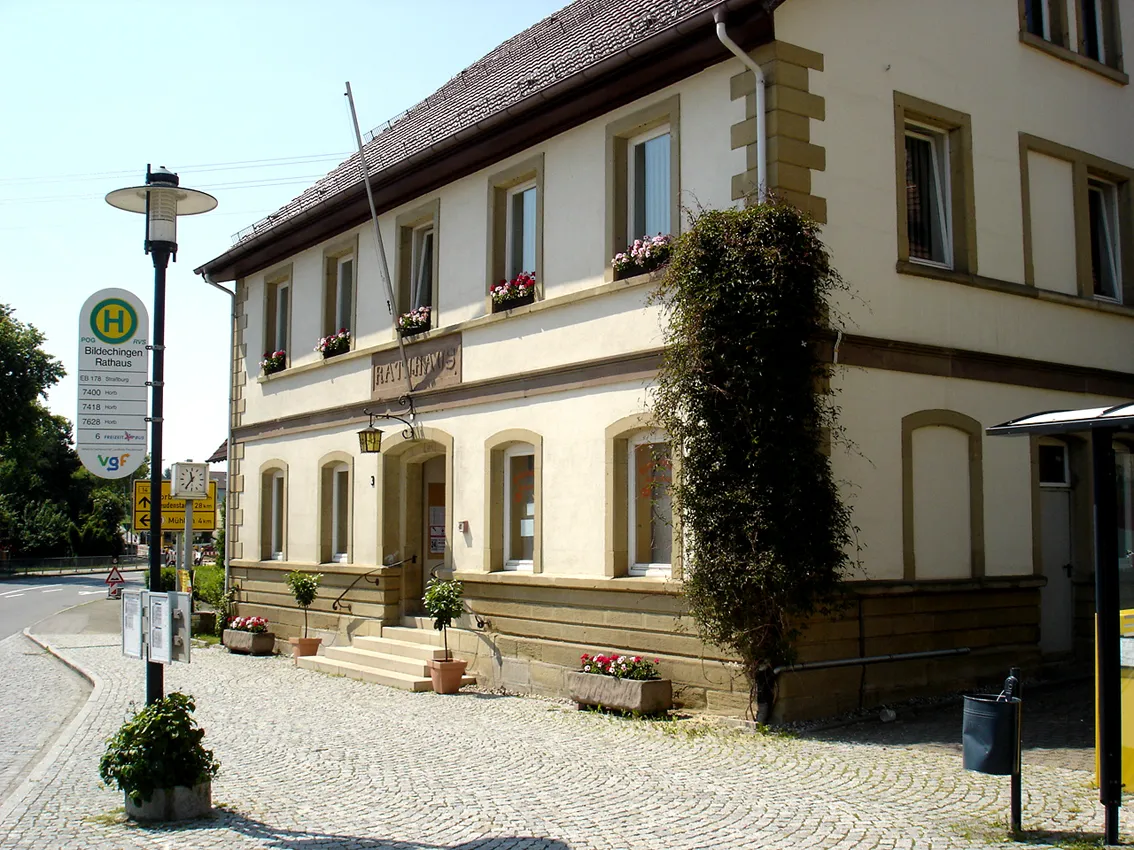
[105,566,125,586]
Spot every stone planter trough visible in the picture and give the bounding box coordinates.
[125,781,211,822]
[222,629,276,655]
[567,671,672,714]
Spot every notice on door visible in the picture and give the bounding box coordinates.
[428,500,445,555]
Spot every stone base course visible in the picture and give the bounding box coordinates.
[0,630,1122,849]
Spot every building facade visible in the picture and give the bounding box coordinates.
[197,0,1133,719]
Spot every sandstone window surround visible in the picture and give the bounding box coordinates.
[262,263,293,366]
[1019,133,1133,304]
[486,154,544,308]
[1018,0,1127,83]
[322,234,359,341]
[484,430,543,573]
[395,199,440,326]
[259,461,288,562]
[894,92,977,279]
[605,95,680,280]
[604,415,682,580]
[319,453,354,565]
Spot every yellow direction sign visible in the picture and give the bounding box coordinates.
[132,480,217,532]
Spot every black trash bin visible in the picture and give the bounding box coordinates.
[962,694,1021,775]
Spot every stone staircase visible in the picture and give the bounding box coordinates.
[296,616,475,692]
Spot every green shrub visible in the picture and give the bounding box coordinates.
[193,563,225,607]
[142,566,176,592]
[285,571,322,638]
[99,692,219,805]
[423,578,463,659]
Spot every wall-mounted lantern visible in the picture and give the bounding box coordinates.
[358,395,417,454]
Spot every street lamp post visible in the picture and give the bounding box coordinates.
[106,166,216,704]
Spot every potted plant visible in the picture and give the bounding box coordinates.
[422,577,467,694]
[490,271,536,312]
[221,615,275,655]
[260,349,286,376]
[396,305,431,337]
[99,691,219,822]
[286,570,323,660]
[611,233,672,280]
[567,652,672,714]
[315,328,351,359]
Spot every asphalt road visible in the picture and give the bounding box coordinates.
[0,572,143,641]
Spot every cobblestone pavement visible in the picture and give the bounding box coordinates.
[0,633,1119,850]
[805,680,1095,773]
[0,633,90,805]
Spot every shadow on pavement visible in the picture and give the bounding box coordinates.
[801,679,1094,772]
[127,805,572,850]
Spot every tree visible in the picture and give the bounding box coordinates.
[652,202,853,720]
[0,305,65,447]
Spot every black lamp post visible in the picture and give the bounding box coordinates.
[106,166,216,704]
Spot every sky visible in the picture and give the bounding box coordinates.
[0,0,564,472]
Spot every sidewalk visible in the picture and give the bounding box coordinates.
[0,598,1117,849]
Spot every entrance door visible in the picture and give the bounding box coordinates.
[1039,441,1074,655]
[421,456,447,604]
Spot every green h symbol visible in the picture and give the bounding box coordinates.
[104,308,125,334]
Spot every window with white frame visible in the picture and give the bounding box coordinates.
[334,255,353,332]
[411,224,435,312]
[269,471,285,560]
[1088,178,1121,301]
[331,463,350,563]
[503,444,535,570]
[628,125,672,241]
[506,182,537,279]
[628,431,673,576]
[904,126,952,267]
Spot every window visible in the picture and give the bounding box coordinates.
[1038,442,1071,486]
[486,155,543,304]
[1020,0,1125,78]
[396,200,440,324]
[322,236,358,339]
[1081,0,1105,61]
[503,445,535,570]
[1088,178,1121,300]
[628,126,672,241]
[628,431,673,576]
[263,266,292,363]
[1024,0,1068,45]
[259,465,287,561]
[319,457,352,564]
[904,127,952,267]
[894,93,976,275]
[605,96,680,277]
[507,182,537,279]
[484,430,542,572]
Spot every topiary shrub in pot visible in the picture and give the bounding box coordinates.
[285,570,323,661]
[423,578,468,693]
[99,691,219,822]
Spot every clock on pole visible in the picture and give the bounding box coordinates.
[171,462,209,499]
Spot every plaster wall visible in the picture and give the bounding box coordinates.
[1028,151,1080,295]
[774,0,1134,371]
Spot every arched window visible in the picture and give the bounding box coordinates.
[258,462,287,562]
[318,455,353,564]
[627,429,673,576]
[484,430,542,573]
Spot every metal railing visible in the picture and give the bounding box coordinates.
[0,554,147,578]
[332,555,416,613]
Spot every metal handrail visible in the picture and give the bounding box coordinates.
[332,555,416,613]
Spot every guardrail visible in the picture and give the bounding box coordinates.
[0,555,148,578]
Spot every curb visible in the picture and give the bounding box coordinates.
[0,630,107,830]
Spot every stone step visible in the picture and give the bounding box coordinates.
[401,615,433,629]
[351,635,447,661]
[382,625,443,646]
[297,655,435,692]
[323,645,430,677]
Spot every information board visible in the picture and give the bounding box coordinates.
[76,288,148,479]
[121,590,144,659]
[132,480,217,532]
[147,592,172,664]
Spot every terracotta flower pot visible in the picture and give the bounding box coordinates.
[428,658,468,694]
[289,636,322,663]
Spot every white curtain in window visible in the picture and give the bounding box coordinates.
[509,187,537,276]
[337,258,353,331]
[634,133,670,239]
[275,285,289,352]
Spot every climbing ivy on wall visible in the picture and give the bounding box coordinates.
[652,201,853,718]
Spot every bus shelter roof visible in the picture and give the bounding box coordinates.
[987,402,1134,437]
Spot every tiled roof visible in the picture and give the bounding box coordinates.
[230,0,726,247]
[207,440,227,464]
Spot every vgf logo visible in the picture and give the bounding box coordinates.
[98,453,130,472]
[89,298,138,344]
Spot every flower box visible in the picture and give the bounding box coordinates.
[316,329,351,359]
[398,325,429,338]
[491,291,535,312]
[222,629,276,655]
[260,350,286,376]
[567,671,672,714]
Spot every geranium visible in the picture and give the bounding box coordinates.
[227,616,269,634]
[579,652,660,681]
[490,271,536,307]
[611,233,672,277]
[260,349,286,375]
[315,328,351,357]
[397,305,431,333]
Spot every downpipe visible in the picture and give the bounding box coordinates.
[714,8,766,203]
